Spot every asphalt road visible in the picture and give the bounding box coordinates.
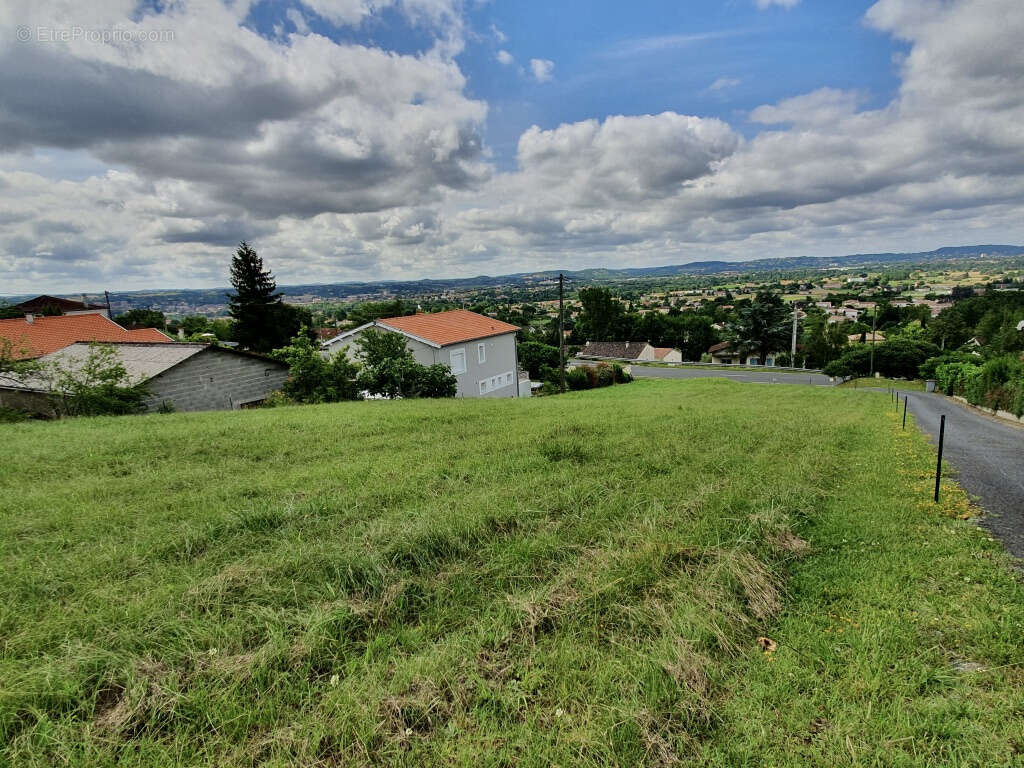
[905,393,1024,558]
[621,364,833,386]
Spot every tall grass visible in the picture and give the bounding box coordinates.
[1,380,1021,766]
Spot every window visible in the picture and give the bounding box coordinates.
[449,348,466,375]
[477,343,486,364]
[479,380,488,394]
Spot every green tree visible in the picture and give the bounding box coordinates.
[354,329,456,399]
[44,343,149,417]
[272,332,361,403]
[574,287,625,342]
[517,341,560,379]
[115,309,166,330]
[726,291,791,365]
[227,241,293,353]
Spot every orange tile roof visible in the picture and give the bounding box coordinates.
[378,309,519,346]
[0,314,172,359]
[651,347,675,359]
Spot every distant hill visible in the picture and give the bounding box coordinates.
[4,244,1022,311]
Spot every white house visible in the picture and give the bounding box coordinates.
[708,341,783,366]
[635,346,682,363]
[321,309,521,399]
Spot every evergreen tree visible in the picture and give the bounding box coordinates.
[726,290,791,365]
[227,242,287,353]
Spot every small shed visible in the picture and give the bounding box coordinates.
[0,342,289,415]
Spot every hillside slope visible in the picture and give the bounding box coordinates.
[1,380,1021,766]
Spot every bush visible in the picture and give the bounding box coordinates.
[821,340,940,380]
[935,362,981,397]
[261,390,297,408]
[411,363,458,398]
[594,362,615,388]
[352,330,457,399]
[273,332,361,403]
[45,344,149,417]
[518,341,560,379]
[566,367,590,391]
[611,363,632,383]
[919,351,978,380]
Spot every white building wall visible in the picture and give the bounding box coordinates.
[323,327,518,398]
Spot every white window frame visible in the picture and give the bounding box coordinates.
[477,342,486,364]
[449,347,466,375]
[479,379,487,394]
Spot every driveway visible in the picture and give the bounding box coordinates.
[905,393,1024,558]
[620,364,833,386]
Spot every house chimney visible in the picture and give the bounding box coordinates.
[25,313,34,324]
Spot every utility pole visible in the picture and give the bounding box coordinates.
[869,306,877,378]
[558,272,567,393]
[790,301,799,363]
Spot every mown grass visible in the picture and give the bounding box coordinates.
[1,379,1021,766]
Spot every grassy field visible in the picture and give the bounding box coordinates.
[1,380,1022,766]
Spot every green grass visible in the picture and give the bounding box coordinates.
[1,380,1021,766]
[838,377,927,391]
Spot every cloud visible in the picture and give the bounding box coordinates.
[3,0,1024,293]
[0,1,488,223]
[529,58,554,82]
[707,76,741,92]
[600,31,743,60]
[496,49,514,65]
[755,0,801,8]
[749,87,865,126]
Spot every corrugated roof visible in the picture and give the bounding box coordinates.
[0,314,172,359]
[46,342,206,382]
[579,341,652,359]
[377,309,519,347]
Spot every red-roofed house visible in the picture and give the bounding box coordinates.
[321,309,522,398]
[0,313,171,360]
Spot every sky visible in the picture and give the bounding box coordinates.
[1,0,1023,292]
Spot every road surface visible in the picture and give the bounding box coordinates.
[904,393,1024,558]
[620,364,833,386]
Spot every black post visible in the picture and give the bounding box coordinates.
[902,396,908,429]
[558,272,566,394]
[934,414,946,503]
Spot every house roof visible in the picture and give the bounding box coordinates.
[848,332,886,343]
[1,342,285,392]
[579,341,652,359]
[376,309,519,347]
[0,313,171,359]
[708,341,733,354]
[14,294,106,313]
[651,347,677,360]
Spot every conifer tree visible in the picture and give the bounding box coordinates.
[227,241,287,352]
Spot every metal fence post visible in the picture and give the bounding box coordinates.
[902,395,908,430]
[934,414,946,503]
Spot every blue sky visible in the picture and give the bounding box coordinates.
[1,0,1022,292]
[460,0,905,166]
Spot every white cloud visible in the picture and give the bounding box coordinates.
[285,7,310,34]
[496,49,514,65]
[529,58,554,83]
[755,0,801,8]
[3,0,1024,292]
[707,76,741,92]
[749,87,865,126]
